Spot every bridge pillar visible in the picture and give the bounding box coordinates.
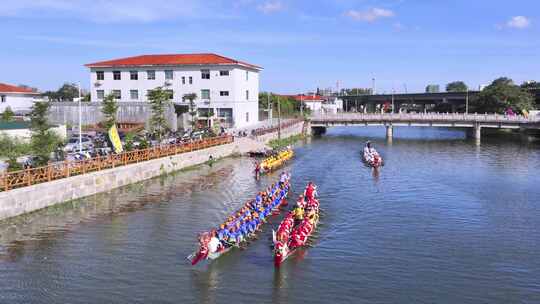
[467,124,482,143]
[386,125,393,139]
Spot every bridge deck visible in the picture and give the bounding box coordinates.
[310,113,540,129]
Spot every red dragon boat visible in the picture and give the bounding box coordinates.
[273,183,320,267]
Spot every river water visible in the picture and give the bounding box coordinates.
[1,127,539,304]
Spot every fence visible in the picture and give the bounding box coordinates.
[0,135,233,192]
[251,119,304,136]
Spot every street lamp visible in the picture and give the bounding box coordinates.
[77,82,82,153]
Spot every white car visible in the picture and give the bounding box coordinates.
[63,137,94,153]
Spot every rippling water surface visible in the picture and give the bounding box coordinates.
[1,127,540,303]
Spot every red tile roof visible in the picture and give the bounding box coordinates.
[0,83,38,94]
[85,53,262,70]
[294,95,324,102]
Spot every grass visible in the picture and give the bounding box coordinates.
[268,134,305,149]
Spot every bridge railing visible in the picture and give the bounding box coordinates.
[310,113,539,123]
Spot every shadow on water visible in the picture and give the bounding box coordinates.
[0,161,236,260]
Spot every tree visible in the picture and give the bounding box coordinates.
[56,83,79,101]
[147,87,171,141]
[0,135,32,171]
[1,107,15,122]
[521,81,540,90]
[101,93,119,129]
[183,93,198,130]
[446,81,468,92]
[258,92,301,117]
[474,77,535,113]
[44,83,79,102]
[29,102,62,166]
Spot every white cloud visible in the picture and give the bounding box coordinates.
[345,8,395,22]
[506,16,531,29]
[256,1,283,14]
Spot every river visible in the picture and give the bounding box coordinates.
[1,127,539,303]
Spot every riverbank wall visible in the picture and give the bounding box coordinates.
[0,121,306,221]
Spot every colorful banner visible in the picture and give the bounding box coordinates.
[108,124,123,154]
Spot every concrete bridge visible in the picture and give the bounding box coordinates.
[310,113,540,140]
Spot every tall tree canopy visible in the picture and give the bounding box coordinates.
[44,83,80,102]
[446,81,468,92]
[147,87,171,140]
[29,102,62,165]
[101,93,119,129]
[474,77,535,113]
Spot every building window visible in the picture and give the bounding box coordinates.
[113,71,121,80]
[246,71,249,81]
[182,76,186,85]
[201,69,210,79]
[96,90,104,100]
[112,90,121,100]
[147,70,155,80]
[1,95,6,103]
[165,70,173,80]
[96,71,104,81]
[201,89,210,99]
[246,112,249,122]
[130,71,138,80]
[166,90,174,100]
[130,90,138,100]
[220,70,229,76]
[189,76,193,84]
[220,91,229,96]
[246,90,249,100]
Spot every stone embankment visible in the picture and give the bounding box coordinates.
[0,120,306,221]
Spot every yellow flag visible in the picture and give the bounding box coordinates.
[108,124,123,154]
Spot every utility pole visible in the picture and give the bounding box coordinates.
[300,94,303,117]
[78,82,82,153]
[267,92,272,121]
[277,95,281,140]
[391,88,395,114]
[466,89,469,114]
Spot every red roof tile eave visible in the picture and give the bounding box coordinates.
[0,91,40,95]
[84,62,263,70]
[0,83,40,94]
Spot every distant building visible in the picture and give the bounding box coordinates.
[295,95,325,112]
[0,83,41,114]
[425,85,440,93]
[293,94,343,113]
[85,53,262,128]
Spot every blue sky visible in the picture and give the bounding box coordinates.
[0,0,538,93]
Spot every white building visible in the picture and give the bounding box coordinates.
[295,95,324,113]
[85,53,262,128]
[0,83,41,114]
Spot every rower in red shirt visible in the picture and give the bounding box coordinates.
[304,182,318,201]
